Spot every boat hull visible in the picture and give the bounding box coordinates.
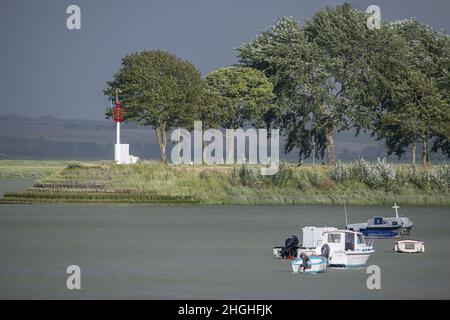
[291,256,327,273]
[328,251,373,268]
[360,227,401,239]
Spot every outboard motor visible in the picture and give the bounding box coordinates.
[321,243,330,259]
[280,235,299,259]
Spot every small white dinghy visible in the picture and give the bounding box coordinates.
[394,240,425,253]
[291,254,327,274]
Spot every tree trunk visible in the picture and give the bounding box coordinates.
[326,127,336,165]
[422,137,429,167]
[155,123,167,163]
[411,142,416,165]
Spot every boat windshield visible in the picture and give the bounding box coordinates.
[357,234,365,244]
[327,233,341,243]
[345,232,355,251]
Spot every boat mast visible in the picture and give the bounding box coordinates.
[344,203,348,226]
[393,203,400,218]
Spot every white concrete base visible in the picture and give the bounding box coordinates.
[115,144,139,164]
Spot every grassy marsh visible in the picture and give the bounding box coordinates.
[0,160,448,205]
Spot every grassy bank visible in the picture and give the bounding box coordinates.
[0,160,70,179]
[0,159,449,205]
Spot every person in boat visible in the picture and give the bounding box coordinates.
[299,252,310,271]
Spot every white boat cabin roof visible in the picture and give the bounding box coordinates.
[323,229,361,235]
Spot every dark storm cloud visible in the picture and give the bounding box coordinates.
[0,0,448,120]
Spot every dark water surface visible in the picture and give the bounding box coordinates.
[0,180,449,299]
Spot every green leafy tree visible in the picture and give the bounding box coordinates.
[377,70,449,165]
[204,66,274,129]
[104,50,204,163]
[238,4,409,164]
[204,66,274,163]
[194,85,227,130]
[238,17,333,161]
[389,19,450,163]
[394,19,450,99]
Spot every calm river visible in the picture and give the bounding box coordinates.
[0,180,449,299]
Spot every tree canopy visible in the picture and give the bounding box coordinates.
[373,19,450,164]
[238,4,448,165]
[204,66,274,129]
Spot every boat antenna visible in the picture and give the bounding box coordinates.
[393,203,400,218]
[344,203,348,226]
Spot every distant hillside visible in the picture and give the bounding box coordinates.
[0,114,446,162]
[0,114,159,160]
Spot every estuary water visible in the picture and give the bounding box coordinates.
[0,179,449,299]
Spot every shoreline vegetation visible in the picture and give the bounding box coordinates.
[0,160,448,206]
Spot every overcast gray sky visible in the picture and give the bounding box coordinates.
[0,0,449,120]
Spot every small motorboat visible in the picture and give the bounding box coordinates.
[315,229,375,268]
[347,217,401,238]
[394,240,425,253]
[346,204,413,238]
[277,226,374,272]
[291,254,327,274]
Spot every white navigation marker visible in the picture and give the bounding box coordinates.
[392,203,400,218]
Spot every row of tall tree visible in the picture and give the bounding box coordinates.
[105,3,450,165]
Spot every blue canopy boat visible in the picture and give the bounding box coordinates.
[346,204,412,239]
[347,217,401,238]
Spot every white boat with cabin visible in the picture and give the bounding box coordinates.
[308,228,375,268]
[320,229,374,267]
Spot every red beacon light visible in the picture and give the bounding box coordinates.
[111,89,138,164]
[112,98,124,123]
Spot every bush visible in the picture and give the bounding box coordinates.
[230,164,259,186]
[308,171,322,187]
[429,165,449,191]
[270,162,293,187]
[404,164,449,191]
[353,158,396,189]
[328,161,352,182]
[406,166,429,190]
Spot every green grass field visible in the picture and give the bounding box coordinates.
[0,160,448,205]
